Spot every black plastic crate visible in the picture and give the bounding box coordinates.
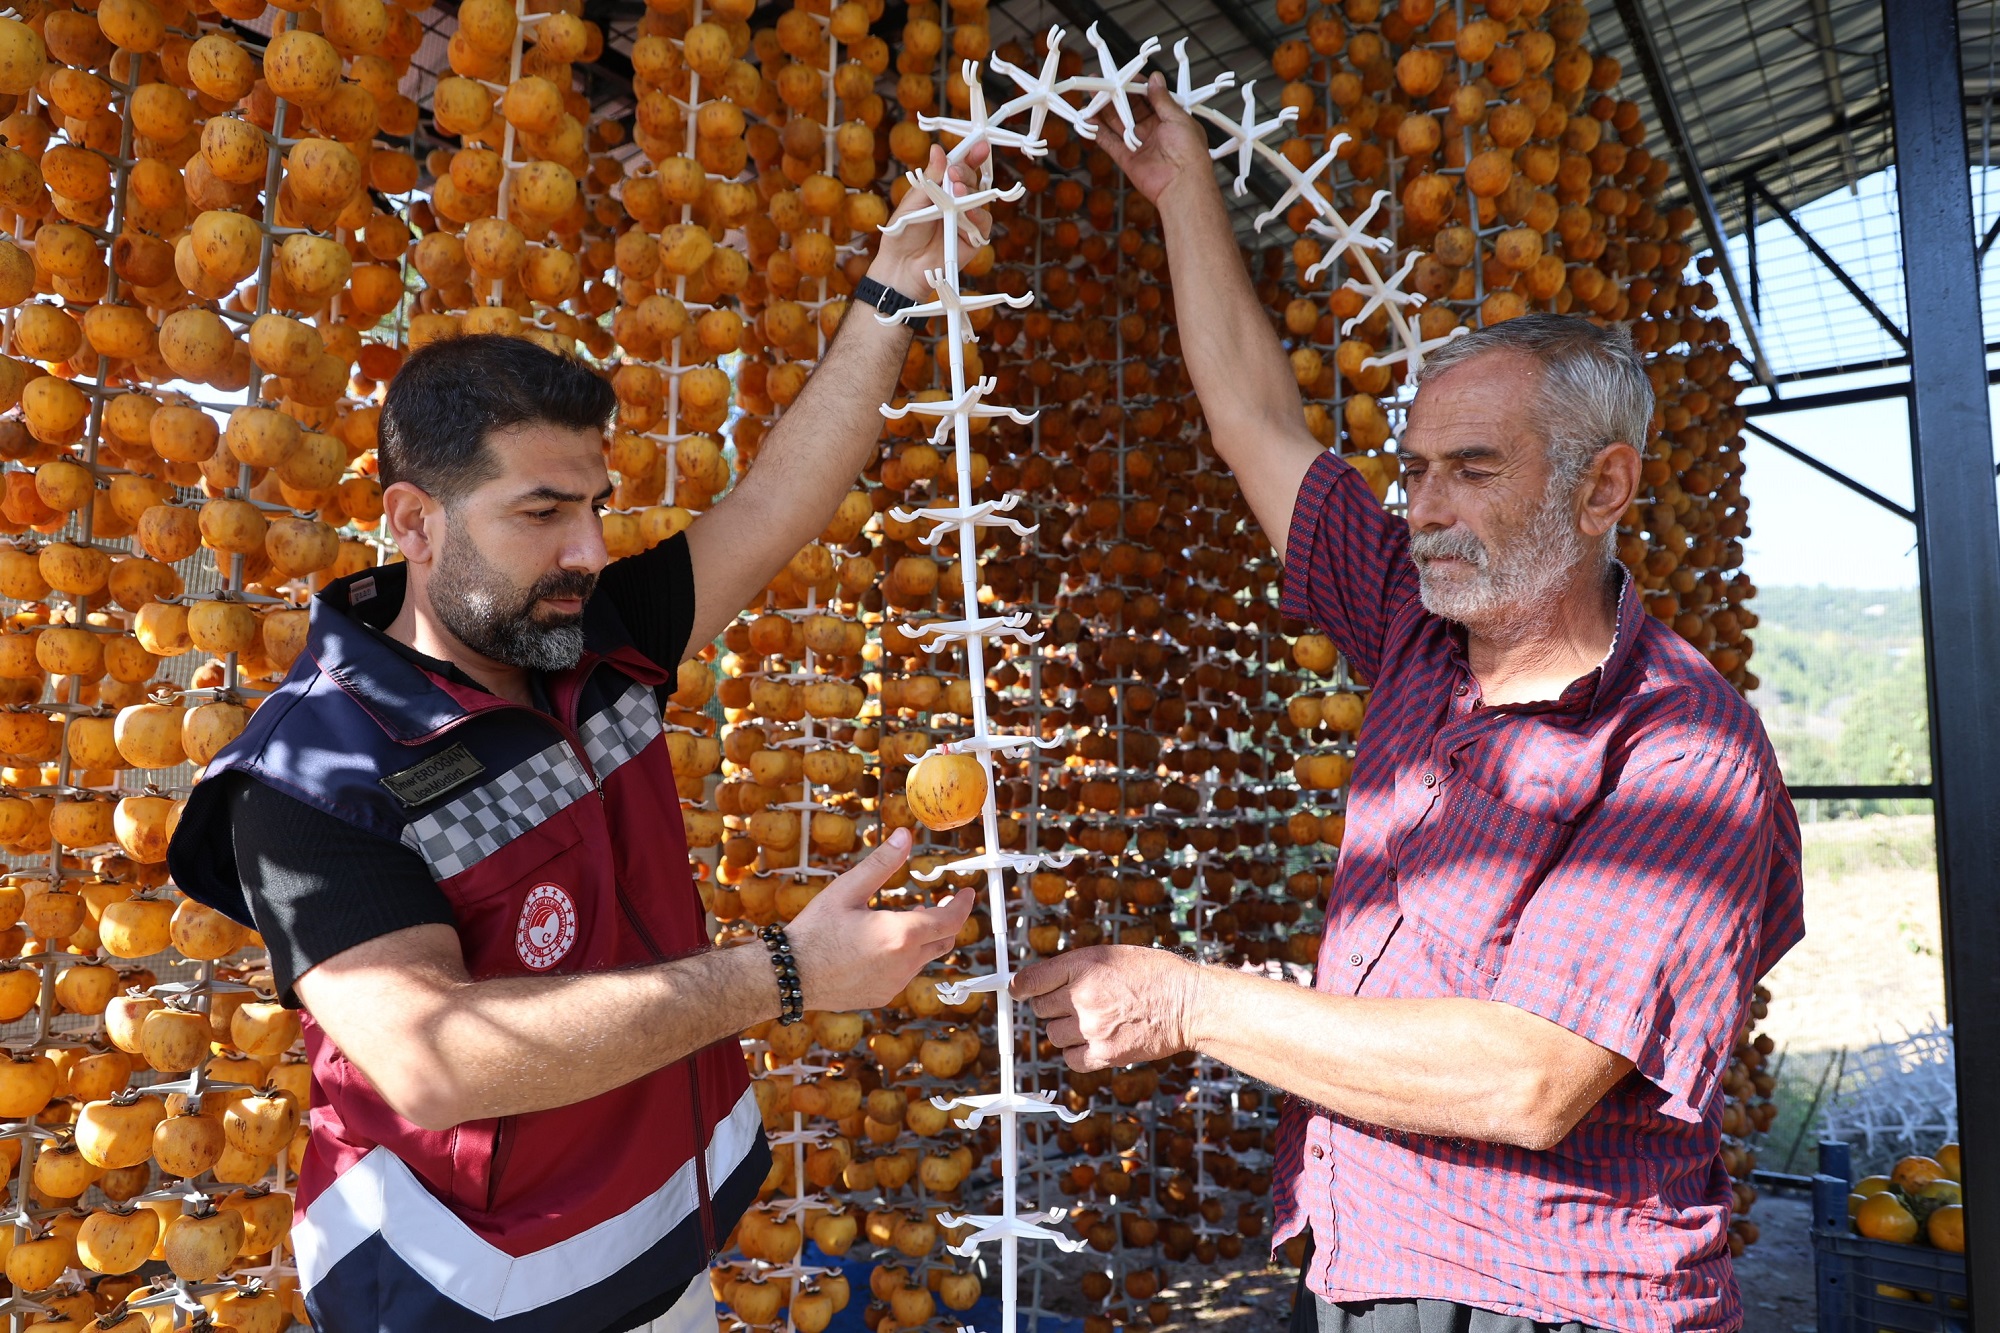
[1811,1142,1970,1333]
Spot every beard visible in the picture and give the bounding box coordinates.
[431,517,597,673]
[1409,479,1594,637]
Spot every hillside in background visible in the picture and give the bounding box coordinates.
[1744,587,1929,803]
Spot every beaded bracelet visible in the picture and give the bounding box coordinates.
[758,922,805,1026]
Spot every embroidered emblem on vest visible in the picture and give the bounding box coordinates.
[380,744,486,809]
[517,884,577,970]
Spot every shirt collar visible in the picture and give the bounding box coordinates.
[1589,562,1648,716]
[1442,562,1643,720]
[308,564,493,743]
[306,563,671,743]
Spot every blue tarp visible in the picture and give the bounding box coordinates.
[719,1242,1091,1333]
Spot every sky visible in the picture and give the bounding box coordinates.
[1733,382,1923,591]
[1704,167,2000,593]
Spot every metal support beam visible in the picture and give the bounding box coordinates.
[1205,0,1282,60]
[1739,421,1914,522]
[1885,0,2000,1305]
[1749,179,1909,350]
[1743,178,1759,319]
[1743,361,2000,417]
[1716,98,1891,208]
[1786,784,1934,801]
[1742,381,1910,415]
[1734,338,2000,407]
[1978,210,2000,264]
[1807,0,1859,193]
[1611,0,1776,390]
[1029,0,1157,82]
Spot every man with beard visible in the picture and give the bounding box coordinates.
[166,149,986,1333]
[1009,81,1803,1333]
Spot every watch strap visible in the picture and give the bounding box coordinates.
[856,275,918,317]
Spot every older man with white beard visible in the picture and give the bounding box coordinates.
[1010,79,1804,1333]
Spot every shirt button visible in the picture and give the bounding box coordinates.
[1347,951,1364,966]
[1421,771,1436,787]
[1454,684,1467,696]
[1311,1146,1325,1159]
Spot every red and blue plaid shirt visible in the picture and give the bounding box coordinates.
[1271,452,1804,1333]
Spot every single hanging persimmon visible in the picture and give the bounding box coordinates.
[905,750,986,831]
[75,1093,168,1170]
[162,1205,245,1282]
[76,1205,160,1275]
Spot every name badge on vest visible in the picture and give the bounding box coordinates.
[381,743,486,809]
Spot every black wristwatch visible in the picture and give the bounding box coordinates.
[855,274,919,316]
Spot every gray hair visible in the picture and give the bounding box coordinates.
[1414,314,1655,493]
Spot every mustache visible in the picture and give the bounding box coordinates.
[1409,526,1488,568]
[522,569,598,616]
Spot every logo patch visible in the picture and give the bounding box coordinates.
[380,743,486,809]
[516,884,577,970]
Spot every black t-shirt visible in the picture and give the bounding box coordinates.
[224,533,697,1008]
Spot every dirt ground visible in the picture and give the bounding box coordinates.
[1749,813,1952,1177]
[1735,1193,1819,1333]
[1758,814,1946,1055]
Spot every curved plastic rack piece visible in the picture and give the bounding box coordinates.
[1193,83,1298,194]
[846,25,1448,1330]
[921,64,1046,159]
[906,848,1078,888]
[1362,323,1473,373]
[874,270,1037,331]
[876,176,1024,246]
[1251,142,1347,234]
[926,1088,1092,1129]
[897,611,1047,649]
[986,33,1072,154]
[935,1209,1093,1257]
[1057,24,1162,149]
[1170,38,1237,111]
[891,497,1044,545]
[920,733,1070,760]
[1340,251,1428,333]
[1302,187,1393,283]
[882,379,1041,428]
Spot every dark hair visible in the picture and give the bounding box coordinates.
[378,334,617,504]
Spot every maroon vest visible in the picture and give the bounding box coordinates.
[170,567,763,1331]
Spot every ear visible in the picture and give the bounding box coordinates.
[1577,441,1641,539]
[381,481,444,564]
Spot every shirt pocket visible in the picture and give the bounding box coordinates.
[1401,775,1574,986]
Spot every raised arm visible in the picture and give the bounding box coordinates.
[296,831,972,1131]
[1093,75,1323,561]
[680,144,991,653]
